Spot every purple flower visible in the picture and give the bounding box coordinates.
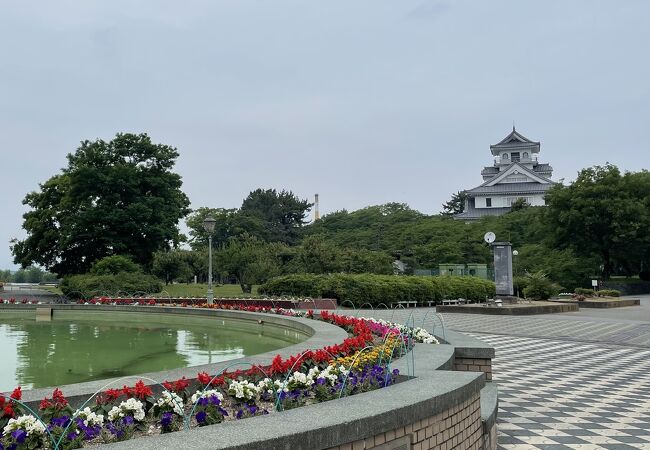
[122,415,134,426]
[197,397,209,406]
[49,416,71,429]
[160,412,173,428]
[316,378,326,386]
[67,432,78,441]
[196,411,207,423]
[392,368,400,376]
[247,405,258,415]
[208,395,221,406]
[235,409,243,419]
[11,430,26,444]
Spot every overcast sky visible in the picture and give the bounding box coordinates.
[1,0,649,270]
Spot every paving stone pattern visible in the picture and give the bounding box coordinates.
[476,334,650,450]
[360,310,650,348]
[358,308,650,449]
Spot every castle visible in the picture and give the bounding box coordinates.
[455,127,555,220]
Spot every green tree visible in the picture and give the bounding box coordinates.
[441,191,467,216]
[185,207,262,251]
[90,255,142,275]
[26,266,44,283]
[152,250,193,285]
[509,197,531,212]
[545,165,649,279]
[216,235,284,293]
[11,133,191,276]
[240,189,312,245]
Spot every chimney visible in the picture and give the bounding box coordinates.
[314,193,320,221]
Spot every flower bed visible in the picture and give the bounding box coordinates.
[1,306,437,450]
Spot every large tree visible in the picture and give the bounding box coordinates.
[545,165,650,279]
[185,207,263,251]
[11,133,191,276]
[441,191,467,216]
[239,188,312,245]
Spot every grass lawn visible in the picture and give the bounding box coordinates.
[26,282,258,298]
[35,285,64,295]
[154,283,258,298]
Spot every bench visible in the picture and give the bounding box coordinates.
[442,299,459,306]
[396,300,418,308]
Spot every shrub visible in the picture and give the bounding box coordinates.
[523,272,560,300]
[90,255,142,275]
[574,288,596,297]
[259,274,495,307]
[61,273,163,299]
[639,271,650,281]
[596,289,621,297]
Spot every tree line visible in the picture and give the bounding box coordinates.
[9,133,650,294]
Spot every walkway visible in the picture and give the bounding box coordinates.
[359,295,650,449]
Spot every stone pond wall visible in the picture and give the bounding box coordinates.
[6,305,498,450]
[325,392,483,450]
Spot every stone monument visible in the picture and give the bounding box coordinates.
[492,241,514,297]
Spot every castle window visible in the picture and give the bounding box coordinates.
[523,152,529,159]
[511,152,520,162]
[486,198,492,207]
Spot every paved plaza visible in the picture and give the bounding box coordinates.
[361,295,650,449]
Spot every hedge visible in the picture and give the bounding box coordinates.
[60,273,163,299]
[574,288,621,298]
[258,274,495,307]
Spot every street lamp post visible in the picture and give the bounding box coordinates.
[203,216,217,305]
[512,249,519,297]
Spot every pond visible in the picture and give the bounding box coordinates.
[0,310,307,391]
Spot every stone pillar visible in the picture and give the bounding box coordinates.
[492,241,513,297]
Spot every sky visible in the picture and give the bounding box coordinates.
[1,0,649,269]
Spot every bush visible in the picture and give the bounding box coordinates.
[596,289,621,297]
[259,274,495,307]
[574,288,596,297]
[90,255,142,275]
[523,272,560,300]
[60,273,163,299]
[639,271,650,281]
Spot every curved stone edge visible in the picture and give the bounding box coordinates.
[3,305,348,404]
[100,325,497,450]
[6,306,499,450]
[438,302,578,315]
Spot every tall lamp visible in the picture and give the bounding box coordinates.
[203,216,217,304]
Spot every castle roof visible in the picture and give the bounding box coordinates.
[490,127,540,156]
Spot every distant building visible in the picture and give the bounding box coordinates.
[455,127,556,220]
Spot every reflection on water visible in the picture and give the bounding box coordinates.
[0,311,305,391]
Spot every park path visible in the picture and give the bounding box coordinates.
[358,298,650,449]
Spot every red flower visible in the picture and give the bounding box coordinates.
[133,380,153,400]
[105,389,122,401]
[39,398,53,410]
[122,385,134,398]
[174,377,189,392]
[10,387,21,400]
[3,405,14,418]
[52,388,68,406]
[197,372,212,386]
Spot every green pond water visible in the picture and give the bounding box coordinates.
[0,311,307,392]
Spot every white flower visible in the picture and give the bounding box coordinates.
[227,380,260,401]
[155,391,184,415]
[108,398,145,422]
[73,407,104,427]
[189,389,224,405]
[3,415,46,436]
